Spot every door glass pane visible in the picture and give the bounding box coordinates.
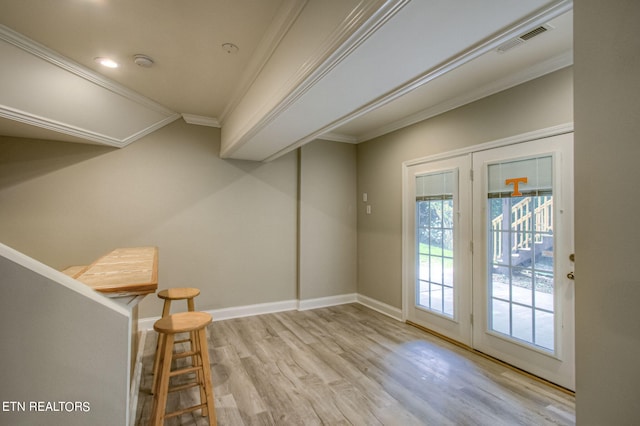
[416,170,455,318]
[487,156,555,352]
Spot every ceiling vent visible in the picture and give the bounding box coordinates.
[496,23,554,54]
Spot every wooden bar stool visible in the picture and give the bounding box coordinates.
[158,287,200,317]
[150,311,216,426]
[152,287,200,393]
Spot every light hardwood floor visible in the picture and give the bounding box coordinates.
[135,303,575,425]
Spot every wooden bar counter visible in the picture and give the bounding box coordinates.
[63,246,158,306]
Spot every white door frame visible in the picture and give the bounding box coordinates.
[401,123,574,376]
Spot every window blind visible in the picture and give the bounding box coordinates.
[487,155,552,197]
[416,170,455,201]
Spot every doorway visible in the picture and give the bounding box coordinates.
[403,132,574,390]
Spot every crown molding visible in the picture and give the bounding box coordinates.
[0,24,179,147]
[220,0,411,158]
[317,132,359,144]
[357,50,573,143]
[120,115,182,146]
[219,0,308,124]
[0,25,176,116]
[257,0,573,162]
[181,114,221,128]
[0,105,180,148]
[0,105,123,147]
[288,0,573,148]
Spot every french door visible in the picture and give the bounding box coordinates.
[404,155,473,346]
[404,133,575,390]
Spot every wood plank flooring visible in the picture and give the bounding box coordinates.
[135,303,575,425]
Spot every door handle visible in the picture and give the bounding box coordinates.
[568,253,575,280]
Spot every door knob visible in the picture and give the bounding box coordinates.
[569,253,575,262]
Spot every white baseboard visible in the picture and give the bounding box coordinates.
[138,299,299,330]
[138,294,402,330]
[356,294,404,321]
[210,299,298,321]
[298,293,357,311]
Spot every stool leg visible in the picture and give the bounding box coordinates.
[161,299,172,318]
[151,300,172,394]
[197,327,216,424]
[152,333,175,426]
[191,329,207,416]
[187,297,195,312]
[151,331,165,395]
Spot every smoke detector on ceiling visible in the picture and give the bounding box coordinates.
[133,54,154,67]
[222,43,239,54]
[496,23,554,54]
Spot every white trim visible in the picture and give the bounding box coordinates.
[0,105,180,148]
[137,316,159,331]
[0,105,124,146]
[138,299,299,330]
[181,114,221,128]
[357,51,573,143]
[219,0,309,124]
[403,123,574,168]
[0,24,180,147]
[356,294,403,321]
[298,293,357,311]
[317,132,359,144]
[220,0,410,158]
[261,0,573,161]
[212,299,299,321]
[335,1,574,141]
[0,25,176,116]
[138,294,403,330]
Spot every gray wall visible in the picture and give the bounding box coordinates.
[0,249,130,426]
[299,140,357,301]
[356,67,574,308]
[0,120,298,318]
[574,1,640,423]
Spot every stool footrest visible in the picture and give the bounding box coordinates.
[173,350,197,360]
[165,402,208,419]
[169,365,200,377]
[168,381,200,393]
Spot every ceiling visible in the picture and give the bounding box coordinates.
[0,0,573,161]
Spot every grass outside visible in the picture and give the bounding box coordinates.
[419,243,453,268]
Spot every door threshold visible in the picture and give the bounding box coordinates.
[406,320,575,396]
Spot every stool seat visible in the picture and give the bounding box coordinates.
[154,311,212,335]
[157,287,200,301]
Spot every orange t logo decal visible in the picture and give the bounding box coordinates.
[505,177,528,197]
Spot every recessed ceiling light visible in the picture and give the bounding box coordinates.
[94,57,119,68]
